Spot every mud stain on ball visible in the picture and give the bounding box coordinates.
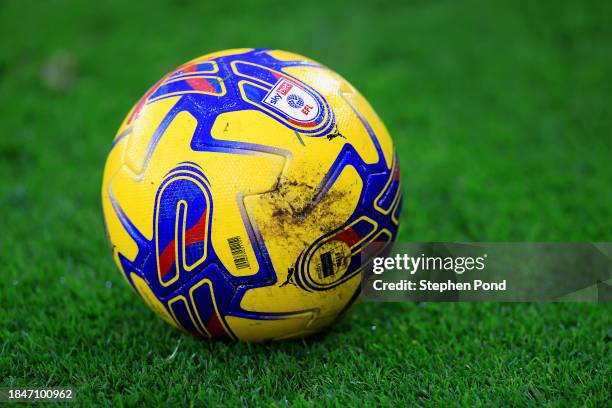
[259,173,355,277]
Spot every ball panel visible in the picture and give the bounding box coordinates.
[266,49,321,65]
[185,48,254,65]
[225,311,316,342]
[102,133,139,263]
[107,108,197,243]
[239,166,362,313]
[131,273,180,330]
[281,65,383,166]
[339,86,395,169]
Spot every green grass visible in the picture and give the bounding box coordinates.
[1,0,611,405]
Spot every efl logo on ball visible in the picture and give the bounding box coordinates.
[263,78,320,123]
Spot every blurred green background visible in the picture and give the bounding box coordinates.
[1,0,610,405]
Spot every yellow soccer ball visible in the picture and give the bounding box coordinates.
[102,49,401,341]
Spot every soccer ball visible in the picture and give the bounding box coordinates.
[102,49,401,341]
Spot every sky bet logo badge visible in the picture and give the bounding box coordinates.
[262,78,320,123]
